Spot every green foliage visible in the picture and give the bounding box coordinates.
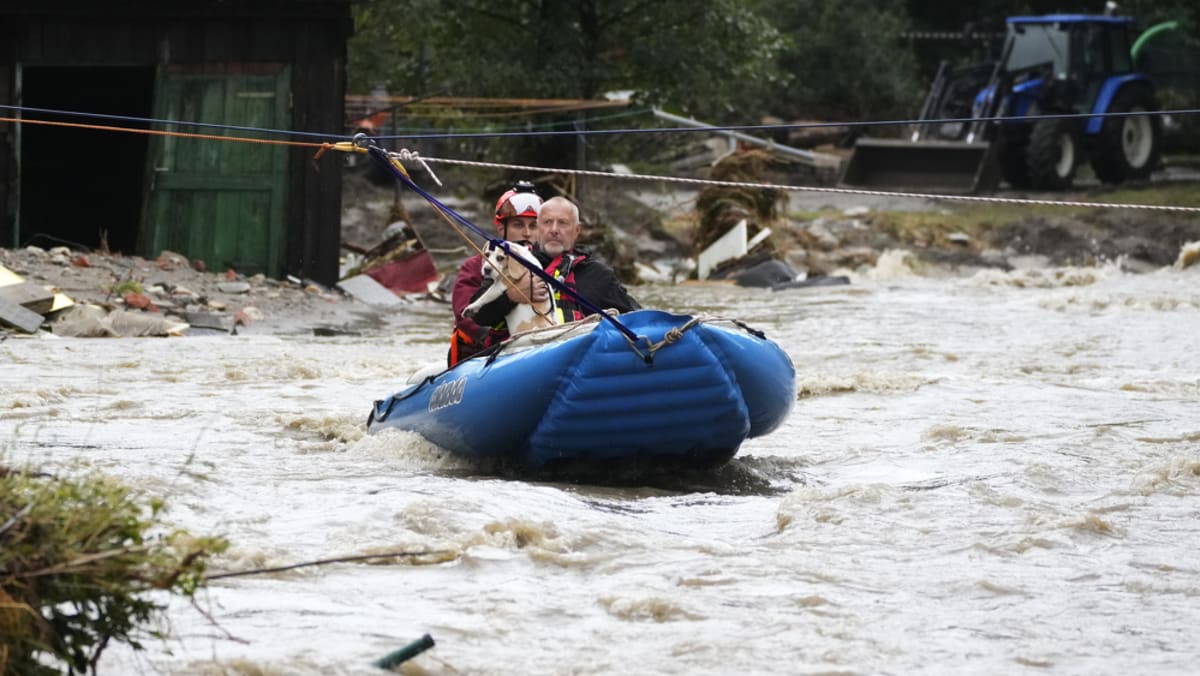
[349,0,784,121]
[1140,0,1200,32]
[108,279,143,296]
[345,0,1200,152]
[347,0,444,96]
[0,467,227,675]
[763,0,922,121]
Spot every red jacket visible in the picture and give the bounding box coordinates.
[449,254,509,366]
[451,254,485,339]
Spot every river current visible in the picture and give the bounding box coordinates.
[3,255,1199,675]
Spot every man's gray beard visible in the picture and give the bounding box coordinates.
[541,243,565,257]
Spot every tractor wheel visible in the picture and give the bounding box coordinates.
[1090,87,1161,185]
[1026,118,1079,190]
[997,132,1030,189]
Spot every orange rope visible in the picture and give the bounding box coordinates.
[0,115,328,148]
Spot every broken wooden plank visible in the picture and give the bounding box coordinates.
[0,264,22,286]
[0,280,55,315]
[0,296,45,333]
[337,274,402,306]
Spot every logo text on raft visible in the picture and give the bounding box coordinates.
[429,378,466,411]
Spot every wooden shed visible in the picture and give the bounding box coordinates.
[0,0,353,284]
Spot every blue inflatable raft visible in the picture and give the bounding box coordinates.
[367,310,795,474]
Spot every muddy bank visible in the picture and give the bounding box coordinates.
[779,202,1200,280]
[0,246,391,337]
[988,209,1200,269]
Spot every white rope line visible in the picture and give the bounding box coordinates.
[504,312,603,348]
[416,154,1200,214]
[391,148,443,187]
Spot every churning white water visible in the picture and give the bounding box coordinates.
[3,257,1199,675]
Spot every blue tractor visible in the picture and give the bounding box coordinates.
[842,12,1165,192]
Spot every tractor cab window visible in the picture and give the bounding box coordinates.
[1076,22,1133,75]
[1108,26,1133,73]
[1005,23,1070,80]
[1074,24,1111,111]
[1071,22,1135,111]
[1076,25,1106,75]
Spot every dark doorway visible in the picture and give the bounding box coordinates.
[18,67,154,254]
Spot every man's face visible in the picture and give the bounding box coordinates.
[538,202,579,257]
[501,216,538,245]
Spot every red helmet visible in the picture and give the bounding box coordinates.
[494,184,542,228]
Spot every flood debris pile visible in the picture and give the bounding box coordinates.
[690,149,848,288]
[0,465,227,674]
[0,246,350,337]
[694,149,787,258]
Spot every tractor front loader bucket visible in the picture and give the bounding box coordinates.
[839,138,1000,194]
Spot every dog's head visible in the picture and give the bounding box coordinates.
[480,244,509,282]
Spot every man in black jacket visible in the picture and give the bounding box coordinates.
[469,196,639,334]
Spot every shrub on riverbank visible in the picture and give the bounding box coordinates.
[0,465,226,674]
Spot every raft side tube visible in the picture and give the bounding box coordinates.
[699,324,796,438]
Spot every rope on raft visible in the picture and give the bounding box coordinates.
[510,312,773,363]
[621,314,768,362]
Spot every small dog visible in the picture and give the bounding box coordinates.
[463,241,559,334]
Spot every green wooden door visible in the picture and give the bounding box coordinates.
[143,65,290,276]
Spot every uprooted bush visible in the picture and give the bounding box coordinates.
[694,149,789,253]
[1,465,227,675]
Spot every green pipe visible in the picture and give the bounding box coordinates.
[1131,21,1179,62]
[373,634,435,670]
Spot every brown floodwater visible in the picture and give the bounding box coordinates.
[3,256,1199,675]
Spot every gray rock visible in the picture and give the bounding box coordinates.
[735,260,801,288]
[217,282,252,294]
[184,311,233,332]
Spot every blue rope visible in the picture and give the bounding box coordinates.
[364,146,640,343]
